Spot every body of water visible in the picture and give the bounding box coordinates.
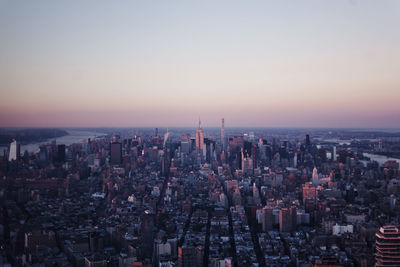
[321,138,381,145]
[0,130,106,154]
[363,153,400,167]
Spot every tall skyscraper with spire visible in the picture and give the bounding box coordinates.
[195,118,204,152]
[312,167,319,185]
[221,118,225,142]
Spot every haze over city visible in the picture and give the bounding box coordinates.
[1,0,400,128]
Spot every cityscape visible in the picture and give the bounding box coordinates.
[1,124,400,266]
[1,1,400,267]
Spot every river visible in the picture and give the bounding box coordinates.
[0,130,106,154]
[363,153,400,167]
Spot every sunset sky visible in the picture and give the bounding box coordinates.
[0,0,399,128]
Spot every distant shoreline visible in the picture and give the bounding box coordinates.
[0,129,105,154]
[0,128,69,146]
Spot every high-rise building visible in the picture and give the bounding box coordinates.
[279,208,292,232]
[312,167,319,185]
[226,180,239,196]
[57,144,66,162]
[262,207,274,232]
[178,246,196,267]
[375,225,400,267]
[241,148,253,175]
[221,118,225,143]
[181,140,191,154]
[290,206,297,231]
[110,142,122,165]
[195,118,204,152]
[8,139,20,161]
[302,182,317,204]
[140,210,155,260]
[333,146,337,161]
[39,145,47,162]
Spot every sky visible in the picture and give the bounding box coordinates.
[0,0,399,128]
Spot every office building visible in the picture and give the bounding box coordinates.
[195,119,204,152]
[8,139,20,161]
[375,225,400,267]
[302,182,317,204]
[312,167,319,185]
[279,208,292,232]
[306,134,310,147]
[262,207,274,232]
[221,118,225,148]
[110,142,122,165]
[57,144,66,162]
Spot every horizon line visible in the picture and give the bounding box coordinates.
[1,126,400,131]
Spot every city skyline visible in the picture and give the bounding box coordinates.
[2,124,399,266]
[1,1,400,128]
[2,2,400,265]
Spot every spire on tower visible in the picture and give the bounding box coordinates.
[221,118,225,139]
[195,117,204,153]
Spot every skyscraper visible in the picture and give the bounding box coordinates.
[57,144,66,163]
[241,148,253,175]
[302,182,317,204]
[375,225,400,267]
[8,139,20,161]
[279,208,292,232]
[333,146,337,161]
[178,246,196,267]
[110,142,122,165]
[140,210,154,260]
[290,206,297,231]
[312,167,319,185]
[262,207,274,232]
[195,118,204,152]
[221,118,225,142]
[306,134,310,146]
